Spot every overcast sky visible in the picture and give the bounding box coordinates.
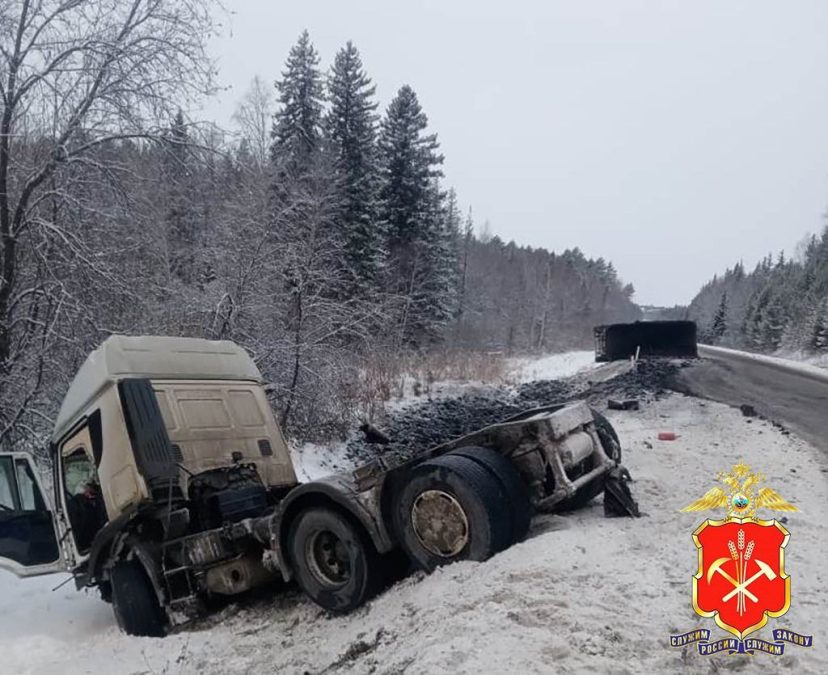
[205,1,828,306]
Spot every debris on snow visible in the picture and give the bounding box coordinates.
[608,398,640,411]
[740,404,758,417]
[344,358,684,465]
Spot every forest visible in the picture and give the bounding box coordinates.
[686,227,828,355]
[0,3,639,449]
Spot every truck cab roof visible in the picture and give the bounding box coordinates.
[53,335,263,442]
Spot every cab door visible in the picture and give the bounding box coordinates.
[0,452,64,577]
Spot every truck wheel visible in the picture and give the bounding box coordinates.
[448,446,532,543]
[394,454,512,572]
[287,507,379,613]
[111,559,166,637]
[559,409,622,511]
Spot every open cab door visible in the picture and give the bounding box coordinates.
[0,452,64,577]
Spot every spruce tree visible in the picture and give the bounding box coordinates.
[378,85,444,249]
[742,291,765,351]
[164,109,196,281]
[710,292,728,343]
[378,85,453,344]
[810,299,828,351]
[761,294,786,351]
[416,183,460,328]
[325,42,384,294]
[270,30,324,177]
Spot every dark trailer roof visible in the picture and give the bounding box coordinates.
[593,321,698,362]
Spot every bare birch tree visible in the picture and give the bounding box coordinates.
[232,75,273,167]
[0,0,217,446]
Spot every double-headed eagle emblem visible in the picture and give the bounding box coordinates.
[680,461,798,519]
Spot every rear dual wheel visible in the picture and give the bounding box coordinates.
[395,449,530,572]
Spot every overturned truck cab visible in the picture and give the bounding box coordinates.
[0,336,638,636]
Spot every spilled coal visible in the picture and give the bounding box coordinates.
[345,358,689,464]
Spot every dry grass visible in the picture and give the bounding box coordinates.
[350,349,509,425]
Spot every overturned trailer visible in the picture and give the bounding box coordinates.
[0,336,638,637]
[594,320,698,362]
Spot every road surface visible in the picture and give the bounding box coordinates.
[673,346,828,451]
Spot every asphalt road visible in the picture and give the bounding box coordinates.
[673,348,828,452]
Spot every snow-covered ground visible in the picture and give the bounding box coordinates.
[700,345,828,384]
[2,393,825,674]
[777,349,828,371]
[506,350,599,383]
[395,350,600,402]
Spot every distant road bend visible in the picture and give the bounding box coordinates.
[674,345,828,452]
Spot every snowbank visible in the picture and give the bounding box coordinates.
[700,345,828,384]
[775,348,828,371]
[2,394,825,674]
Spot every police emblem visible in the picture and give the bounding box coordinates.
[670,462,813,656]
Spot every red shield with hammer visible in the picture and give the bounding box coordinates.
[693,518,790,639]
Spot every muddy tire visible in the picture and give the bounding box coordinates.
[288,507,379,613]
[448,446,532,543]
[394,454,512,572]
[111,559,166,637]
[559,409,622,511]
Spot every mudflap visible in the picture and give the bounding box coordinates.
[603,466,641,518]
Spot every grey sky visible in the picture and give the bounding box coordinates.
[206,1,828,306]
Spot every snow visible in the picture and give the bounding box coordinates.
[507,350,599,383]
[700,345,828,384]
[2,393,825,674]
[393,350,599,404]
[290,441,351,482]
[775,348,828,371]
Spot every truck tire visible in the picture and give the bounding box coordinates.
[394,454,512,572]
[287,507,379,613]
[448,446,532,543]
[559,409,622,511]
[111,559,166,637]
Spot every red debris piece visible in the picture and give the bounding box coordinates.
[658,431,677,441]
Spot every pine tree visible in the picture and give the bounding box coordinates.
[459,208,474,303]
[761,293,786,351]
[325,42,384,294]
[164,109,196,281]
[427,186,461,320]
[378,85,453,344]
[378,85,444,249]
[810,298,828,351]
[742,291,765,351]
[710,292,728,343]
[442,188,463,292]
[270,30,324,177]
